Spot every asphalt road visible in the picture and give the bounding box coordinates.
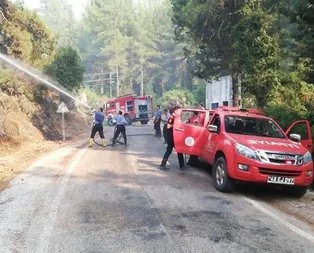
[1,125,314,253]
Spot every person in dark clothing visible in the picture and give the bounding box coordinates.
[154,105,162,138]
[112,111,127,147]
[89,108,105,147]
[160,107,185,170]
[161,109,169,144]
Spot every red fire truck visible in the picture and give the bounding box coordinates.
[105,94,153,126]
[173,106,313,197]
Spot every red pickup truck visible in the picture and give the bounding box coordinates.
[174,107,313,197]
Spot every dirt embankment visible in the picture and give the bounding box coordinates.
[0,72,89,185]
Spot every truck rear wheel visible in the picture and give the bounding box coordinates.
[286,186,308,198]
[212,157,235,192]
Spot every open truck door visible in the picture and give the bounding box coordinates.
[286,120,313,153]
[173,109,209,156]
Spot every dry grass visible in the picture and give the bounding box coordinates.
[0,71,89,188]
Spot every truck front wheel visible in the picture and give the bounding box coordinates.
[212,157,235,192]
[107,118,114,126]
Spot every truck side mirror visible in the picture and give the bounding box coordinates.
[289,133,301,142]
[208,124,218,133]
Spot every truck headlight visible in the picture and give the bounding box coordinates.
[303,151,312,164]
[235,143,257,160]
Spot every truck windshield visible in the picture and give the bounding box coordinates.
[139,105,147,113]
[224,116,285,139]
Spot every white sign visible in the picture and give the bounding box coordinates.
[56,102,69,114]
[185,136,195,147]
[56,102,69,142]
[206,75,233,109]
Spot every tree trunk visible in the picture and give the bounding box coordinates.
[232,73,239,107]
[220,0,224,8]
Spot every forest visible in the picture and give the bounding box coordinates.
[1,0,314,129]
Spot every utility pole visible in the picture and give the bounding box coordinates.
[109,72,113,98]
[141,63,144,96]
[100,71,104,94]
[114,16,119,97]
[116,65,119,97]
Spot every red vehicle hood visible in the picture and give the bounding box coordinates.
[228,134,307,155]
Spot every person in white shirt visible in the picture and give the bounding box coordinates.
[112,111,127,147]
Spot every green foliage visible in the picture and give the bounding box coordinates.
[45,46,84,91]
[160,89,195,108]
[77,0,190,98]
[192,79,206,105]
[171,0,314,124]
[288,0,314,83]
[171,0,245,80]
[39,0,77,49]
[0,2,56,69]
[265,62,314,132]
[233,1,281,106]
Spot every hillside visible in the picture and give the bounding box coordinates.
[0,69,89,184]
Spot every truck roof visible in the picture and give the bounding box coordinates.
[107,94,152,102]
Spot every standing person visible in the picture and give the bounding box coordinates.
[154,105,162,138]
[161,108,169,144]
[89,108,105,147]
[112,111,127,147]
[160,106,185,170]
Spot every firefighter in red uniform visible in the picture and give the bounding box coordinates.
[160,106,185,170]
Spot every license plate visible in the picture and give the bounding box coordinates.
[267,176,295,185]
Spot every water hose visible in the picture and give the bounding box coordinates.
[93,131,155,147]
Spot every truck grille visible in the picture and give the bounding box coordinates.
[259,168,302,177]
[257,151,303,166]
[139,113,148,119]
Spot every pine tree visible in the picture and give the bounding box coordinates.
[39,0,77,49]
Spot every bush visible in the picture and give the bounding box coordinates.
[264,104,301,130]
[265,67,314,136]
[45,46,84,92]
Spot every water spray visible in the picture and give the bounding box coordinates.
[0,53,91,109]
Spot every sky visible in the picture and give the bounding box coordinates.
[22,0,89,20]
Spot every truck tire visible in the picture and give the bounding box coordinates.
[140,120,149,125]
[287,186,308,198]
[125,115,132,125]
[212,156,235,192]
[108,118,114,126]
